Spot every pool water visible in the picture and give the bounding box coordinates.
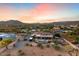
[0,33,16,40]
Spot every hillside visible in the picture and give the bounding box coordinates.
[0,20,79,26]
[0,20,25,26]
[52,21,79,26]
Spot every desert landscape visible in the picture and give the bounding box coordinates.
[0,3,79,56]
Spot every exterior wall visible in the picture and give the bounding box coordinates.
[31,32,53,43]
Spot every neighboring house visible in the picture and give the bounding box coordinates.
[31,32,53,43]
[53,26,61,31]
[70,25,78,28]
[31,29,36,32]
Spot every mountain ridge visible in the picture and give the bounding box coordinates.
[0,20,79,26]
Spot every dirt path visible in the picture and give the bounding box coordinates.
[0,46,69,56]
[63,39,79,50]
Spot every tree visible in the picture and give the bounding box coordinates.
[70,32,76,36]
[53,33,61,39]
[76,36,79,43]
[32,35,36,42]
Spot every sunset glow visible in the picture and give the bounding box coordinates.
[0,3,79,23]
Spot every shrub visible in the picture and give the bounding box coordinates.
[37,43,44,49]
[46,44,50,48]
[76,36,79,44]
[2,39,13,44]
[0,39,13,48]
[52,44,61,50]
[18,50,22,53]
[64,45,73,52]
[25,43,29,46]
[17,50,25,56]
[29,44,33,47]
[67,51,73,56]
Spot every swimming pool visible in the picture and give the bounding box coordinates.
[0,33,16,40]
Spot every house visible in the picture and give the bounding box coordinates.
[31,32,53,43]
[53,26,61,31]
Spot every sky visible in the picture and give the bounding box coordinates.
[0,3,79,23]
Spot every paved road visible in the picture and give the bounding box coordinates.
[63,38,79,50]
[15,34,31,48]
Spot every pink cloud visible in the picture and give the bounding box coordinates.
[29,4,57,16]
[0,6,11,13]
[18,4,60,23]
[0,4,61,23]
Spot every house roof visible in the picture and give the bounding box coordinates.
[31,32,53,37]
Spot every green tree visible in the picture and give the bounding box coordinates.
[76,36,79,43]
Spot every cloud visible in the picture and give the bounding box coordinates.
[18,4,59,23]
[19,16,38,23]
[0,4,78,23]
[29,4,56,16]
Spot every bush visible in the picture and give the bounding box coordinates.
[37,43,44,49]
[18,50,22,53]
[2,39,13,44]
[29,44,33,47]
[17,50,25,56]
[0,39,13,48]
[76,36,79,43]
[46,44,50,48]
[25,43,29,46]
[52,44,61,50]
[64,45,74,52]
